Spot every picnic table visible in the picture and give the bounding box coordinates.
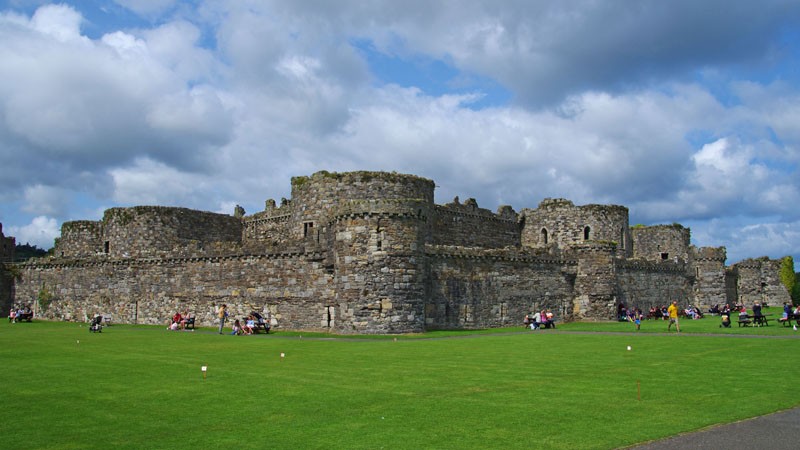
[737,314,772,327]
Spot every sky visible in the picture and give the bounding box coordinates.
[1,1,800,266]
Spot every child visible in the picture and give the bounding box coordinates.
[9,308,16,323]
[634,312,642,331]
[230,319,242,335]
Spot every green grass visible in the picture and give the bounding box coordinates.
[1,316,798,450]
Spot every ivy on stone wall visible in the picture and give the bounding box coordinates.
[37,283,54,313]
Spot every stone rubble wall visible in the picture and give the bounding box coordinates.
[733,257,792,307]
[431,202,520,248]
[16,252,336,331]
[425,246,577,329]
[615,259,690,312]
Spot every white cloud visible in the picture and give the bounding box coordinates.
[7,216,60,250]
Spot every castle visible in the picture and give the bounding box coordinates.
[2,170,792,333]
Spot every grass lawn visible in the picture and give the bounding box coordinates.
[1,311,798,450]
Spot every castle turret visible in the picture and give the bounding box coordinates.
[521,199,631,257]
[293,171,435,333]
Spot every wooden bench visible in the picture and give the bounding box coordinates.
[103,315,113,326]
[15,312,34,322]
[183,317,195,330]
[737,318,752,327]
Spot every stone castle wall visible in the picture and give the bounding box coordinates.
[425,246,577,329]
[6,171,794,330]
[616,259,690,310]
[431,201,520,248]
[733,257,792,306]
[16,251,336,330]
[1,224,15,315]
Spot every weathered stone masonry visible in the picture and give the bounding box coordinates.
[4,170,792,333]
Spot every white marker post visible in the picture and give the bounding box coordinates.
[201,365,207,380]
[280,352,285,362]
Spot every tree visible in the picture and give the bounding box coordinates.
[778,256,798,306]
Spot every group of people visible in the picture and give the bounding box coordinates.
[8,305,33,322]
[217,304,269,335]
[166,310,194,331]
[523,310,556,330]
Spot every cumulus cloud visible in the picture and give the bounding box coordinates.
[1,1,799,266]
[6,216,60,250]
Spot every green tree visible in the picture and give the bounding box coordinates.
[778,257,798,306]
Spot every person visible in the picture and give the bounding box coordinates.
[523,314,530,329]
[9,307,16,323]
[243,316,255,335]
[172,311,183,329]
[752,301,763,318]
[218,304,228,334]
[667,300,680,332]
[167,321,179,331]
[634,311,642,331]
[720,313,731,328]
[530,311,541,330]
[230,319,242,335]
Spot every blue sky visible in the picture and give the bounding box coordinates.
[1,0,800,266]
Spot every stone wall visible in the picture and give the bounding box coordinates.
[431,200,520,248]
[616,259,689,311]
[0,223,15,316]
[425,246,577,329]
[16,251,336,330]
[733,257,791,307]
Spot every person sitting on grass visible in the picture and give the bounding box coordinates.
[230,319,243,335]
[720,314,731,328]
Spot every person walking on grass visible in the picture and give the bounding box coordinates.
[667,300,680,332]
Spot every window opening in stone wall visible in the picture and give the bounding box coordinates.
[583,226,591,240]
[104,241,109,254]
[661,252,669,260]
[696,267,700,278]
[303,221,314,237]
[376,221,382,250]
[620,227,626,250]
[541,228,548,245]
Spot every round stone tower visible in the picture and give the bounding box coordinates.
[521,199,631,257]
[291,171,435,333]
